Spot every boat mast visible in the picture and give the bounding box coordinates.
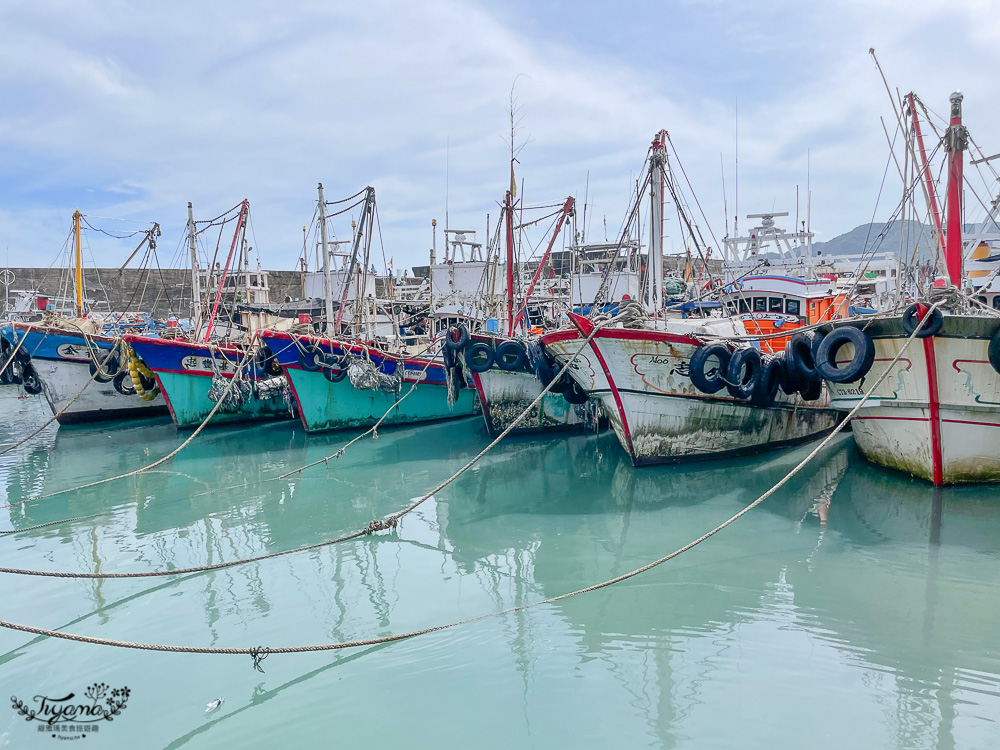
[648,131,666,314]
[318,183,334,335]
[187,202,202,331]
[908,93,945,259]
[203,199,248,342]
[944,91,967,286]
[505,190,515,335]
[73,209,83,317]
[516,196,575,325]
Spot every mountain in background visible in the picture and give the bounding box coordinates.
[812,220,982,260]
[812,220,934,259]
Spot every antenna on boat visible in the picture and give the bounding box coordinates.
[721,153,729,238]
[582,171,589,244]
[734,96,739,239]
[445,136,450,241]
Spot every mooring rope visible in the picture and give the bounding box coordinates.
[0,319,609,576]
[0,306,938,669]
[0,347,254,510]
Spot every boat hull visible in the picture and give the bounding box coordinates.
[541,323,841,465]
[2,324,167,423]
[823,314,1000,485]
[260,332,478,432]
[124,335,294,428]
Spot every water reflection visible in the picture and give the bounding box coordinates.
[1,389,999,748]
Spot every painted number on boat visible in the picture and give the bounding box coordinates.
[401,368,427,382]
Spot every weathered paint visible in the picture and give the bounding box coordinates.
[823,314,1000,484]
[543,325,840,465]
[474,367,591,437]
[125,335,293,428]
[260,331,478,433]
[3,323,166,423]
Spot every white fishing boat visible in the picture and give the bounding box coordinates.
[541,130,842,465]
[820,92,1000,485]
[1,211,167,423]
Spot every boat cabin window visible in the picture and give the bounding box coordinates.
[753,297,767,312]
[994,296,1000,311]
[725,301,738,314]
[738,298,750,313]
[785,299,801,316]
[769,297,783,313]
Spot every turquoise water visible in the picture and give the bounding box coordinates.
[1,388,999,749]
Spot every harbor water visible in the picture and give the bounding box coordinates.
[1,388,998,749]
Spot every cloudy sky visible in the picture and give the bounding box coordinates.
[1,0,998,273]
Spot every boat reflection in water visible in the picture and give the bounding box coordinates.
[1,389,998,747]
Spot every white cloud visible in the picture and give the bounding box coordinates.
[0,0,998,272]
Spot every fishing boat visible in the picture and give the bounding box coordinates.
[1,211,168,423]
[123,200,294,427]
[258,183,477,432]
[540,131,842,465]
[819,92,1000,485]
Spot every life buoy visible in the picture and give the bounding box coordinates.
[444,324,469,350]
[90,351,120,383]
[321,352,347,383]
[495,341,527,371]
[562,379,590,404]
[689,343,732,394]
[815,326,875,383]
[21,364,42,395]
[784,331,820,383]
[298,343,324,372]
[255,345,282,376]
[726,347,762,399]
[751,357,783,407]
[466,342,495,373]
[989,328,1000,376]
[113,369,137,395]
[901,304,943,338]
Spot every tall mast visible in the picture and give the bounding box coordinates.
[648,131,666,314]
[187,202,201,330]
[505,190,515,335]
[203,199,248,342]
[73,209,83,317]
[908,93,944,257]
[944,91,967,286]
[318,183,334,335]
[429,218,437,312]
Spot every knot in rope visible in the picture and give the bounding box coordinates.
[364,517,398,535]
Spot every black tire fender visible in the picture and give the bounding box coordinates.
[21,364,42,395]
[322,353,347,383]
[750,357,783,407]
[785,331,820,383]
[726,347,762,400]
[688,343,731,394]
[444,324,470,350]
[113,369,137,395]
[466,342,495,373]
[562,379,590,404]
[989,327,1000,376]
[901,304,943,338]
[495,341,527,372]
[816,326,875,383]
[298,343,324,372]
